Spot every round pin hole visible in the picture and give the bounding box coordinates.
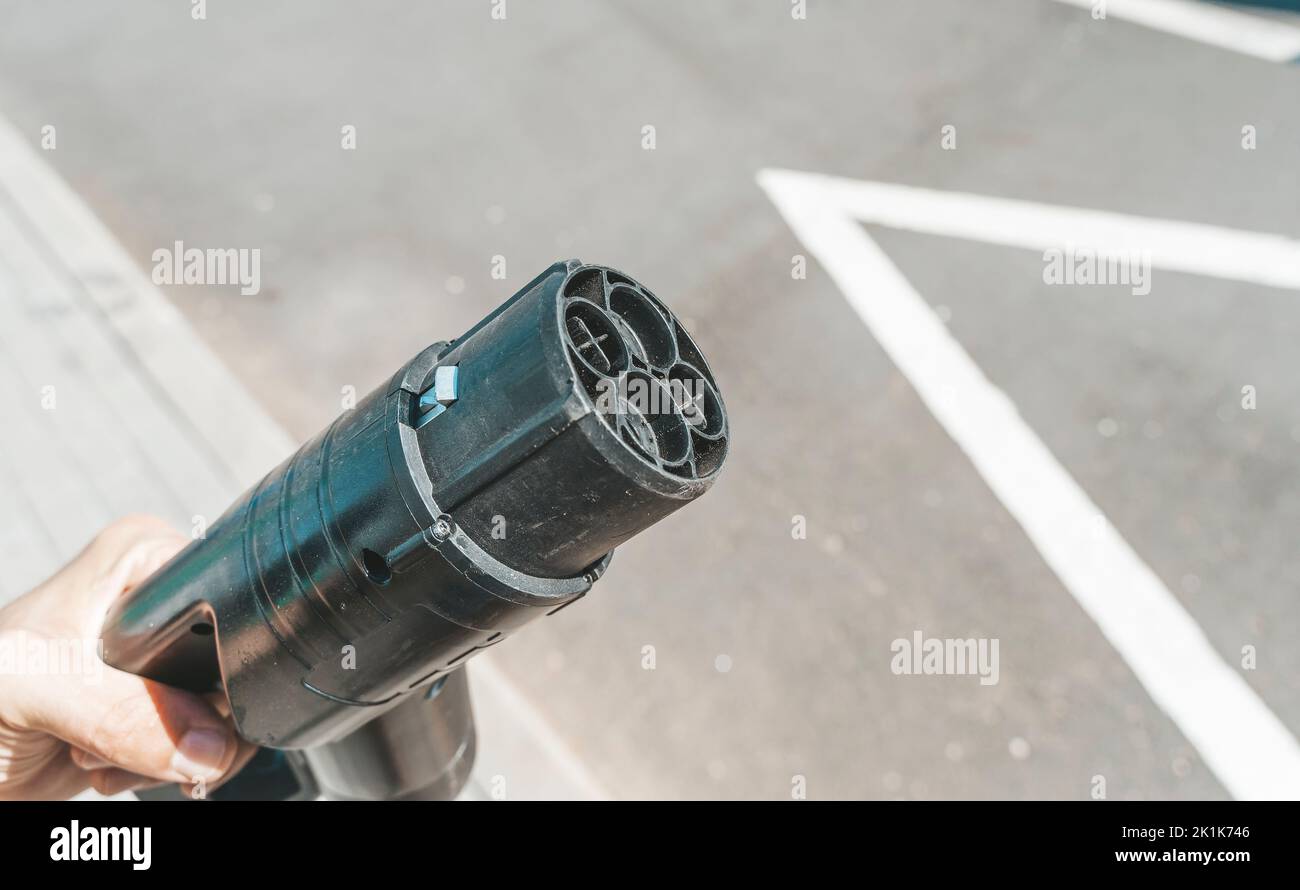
[190,622,214,637]
[619,372,691,465]
[669,364,725,438]
[564,300,628,377]
[608,287,676,369]
[362,548,392,585]
[647,405,691,465]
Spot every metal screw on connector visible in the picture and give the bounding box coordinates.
[95,260,727,802]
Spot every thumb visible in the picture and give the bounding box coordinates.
[1,515,241,786]
[26,664,240,786]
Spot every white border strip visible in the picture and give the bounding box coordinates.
[759,168,1300,800]
[471,659,612,800]
[1051,0,1300,63]
[0,114,295,485]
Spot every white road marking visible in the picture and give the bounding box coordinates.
[0,110,609,800]
[759,168,1300,800]
[1051,0,1300,63]
[790,177,1300,291]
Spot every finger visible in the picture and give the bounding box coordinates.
[81,525,189,621]
[63,515,186,594]
[0,742,92,801]
[87,515,185,567]
[204,690,232,720]
[207,737,261,792]
[70,747,114,771]
[22,665,240,786]
[180,737,261,799]
[1,517,187,641]
[87,767,157,797]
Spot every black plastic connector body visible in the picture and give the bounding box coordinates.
[100,260,728,757]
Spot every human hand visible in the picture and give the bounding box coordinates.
[0,515,256,799]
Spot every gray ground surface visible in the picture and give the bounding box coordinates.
[1,0,1297,799]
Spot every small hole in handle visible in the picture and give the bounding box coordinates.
[190,622,214,636]
[361,548,392,585]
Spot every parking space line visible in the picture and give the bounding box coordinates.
[759,168,1300,800]
[1050,0,1300,63]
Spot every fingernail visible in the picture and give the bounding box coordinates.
[171,728,228,781]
